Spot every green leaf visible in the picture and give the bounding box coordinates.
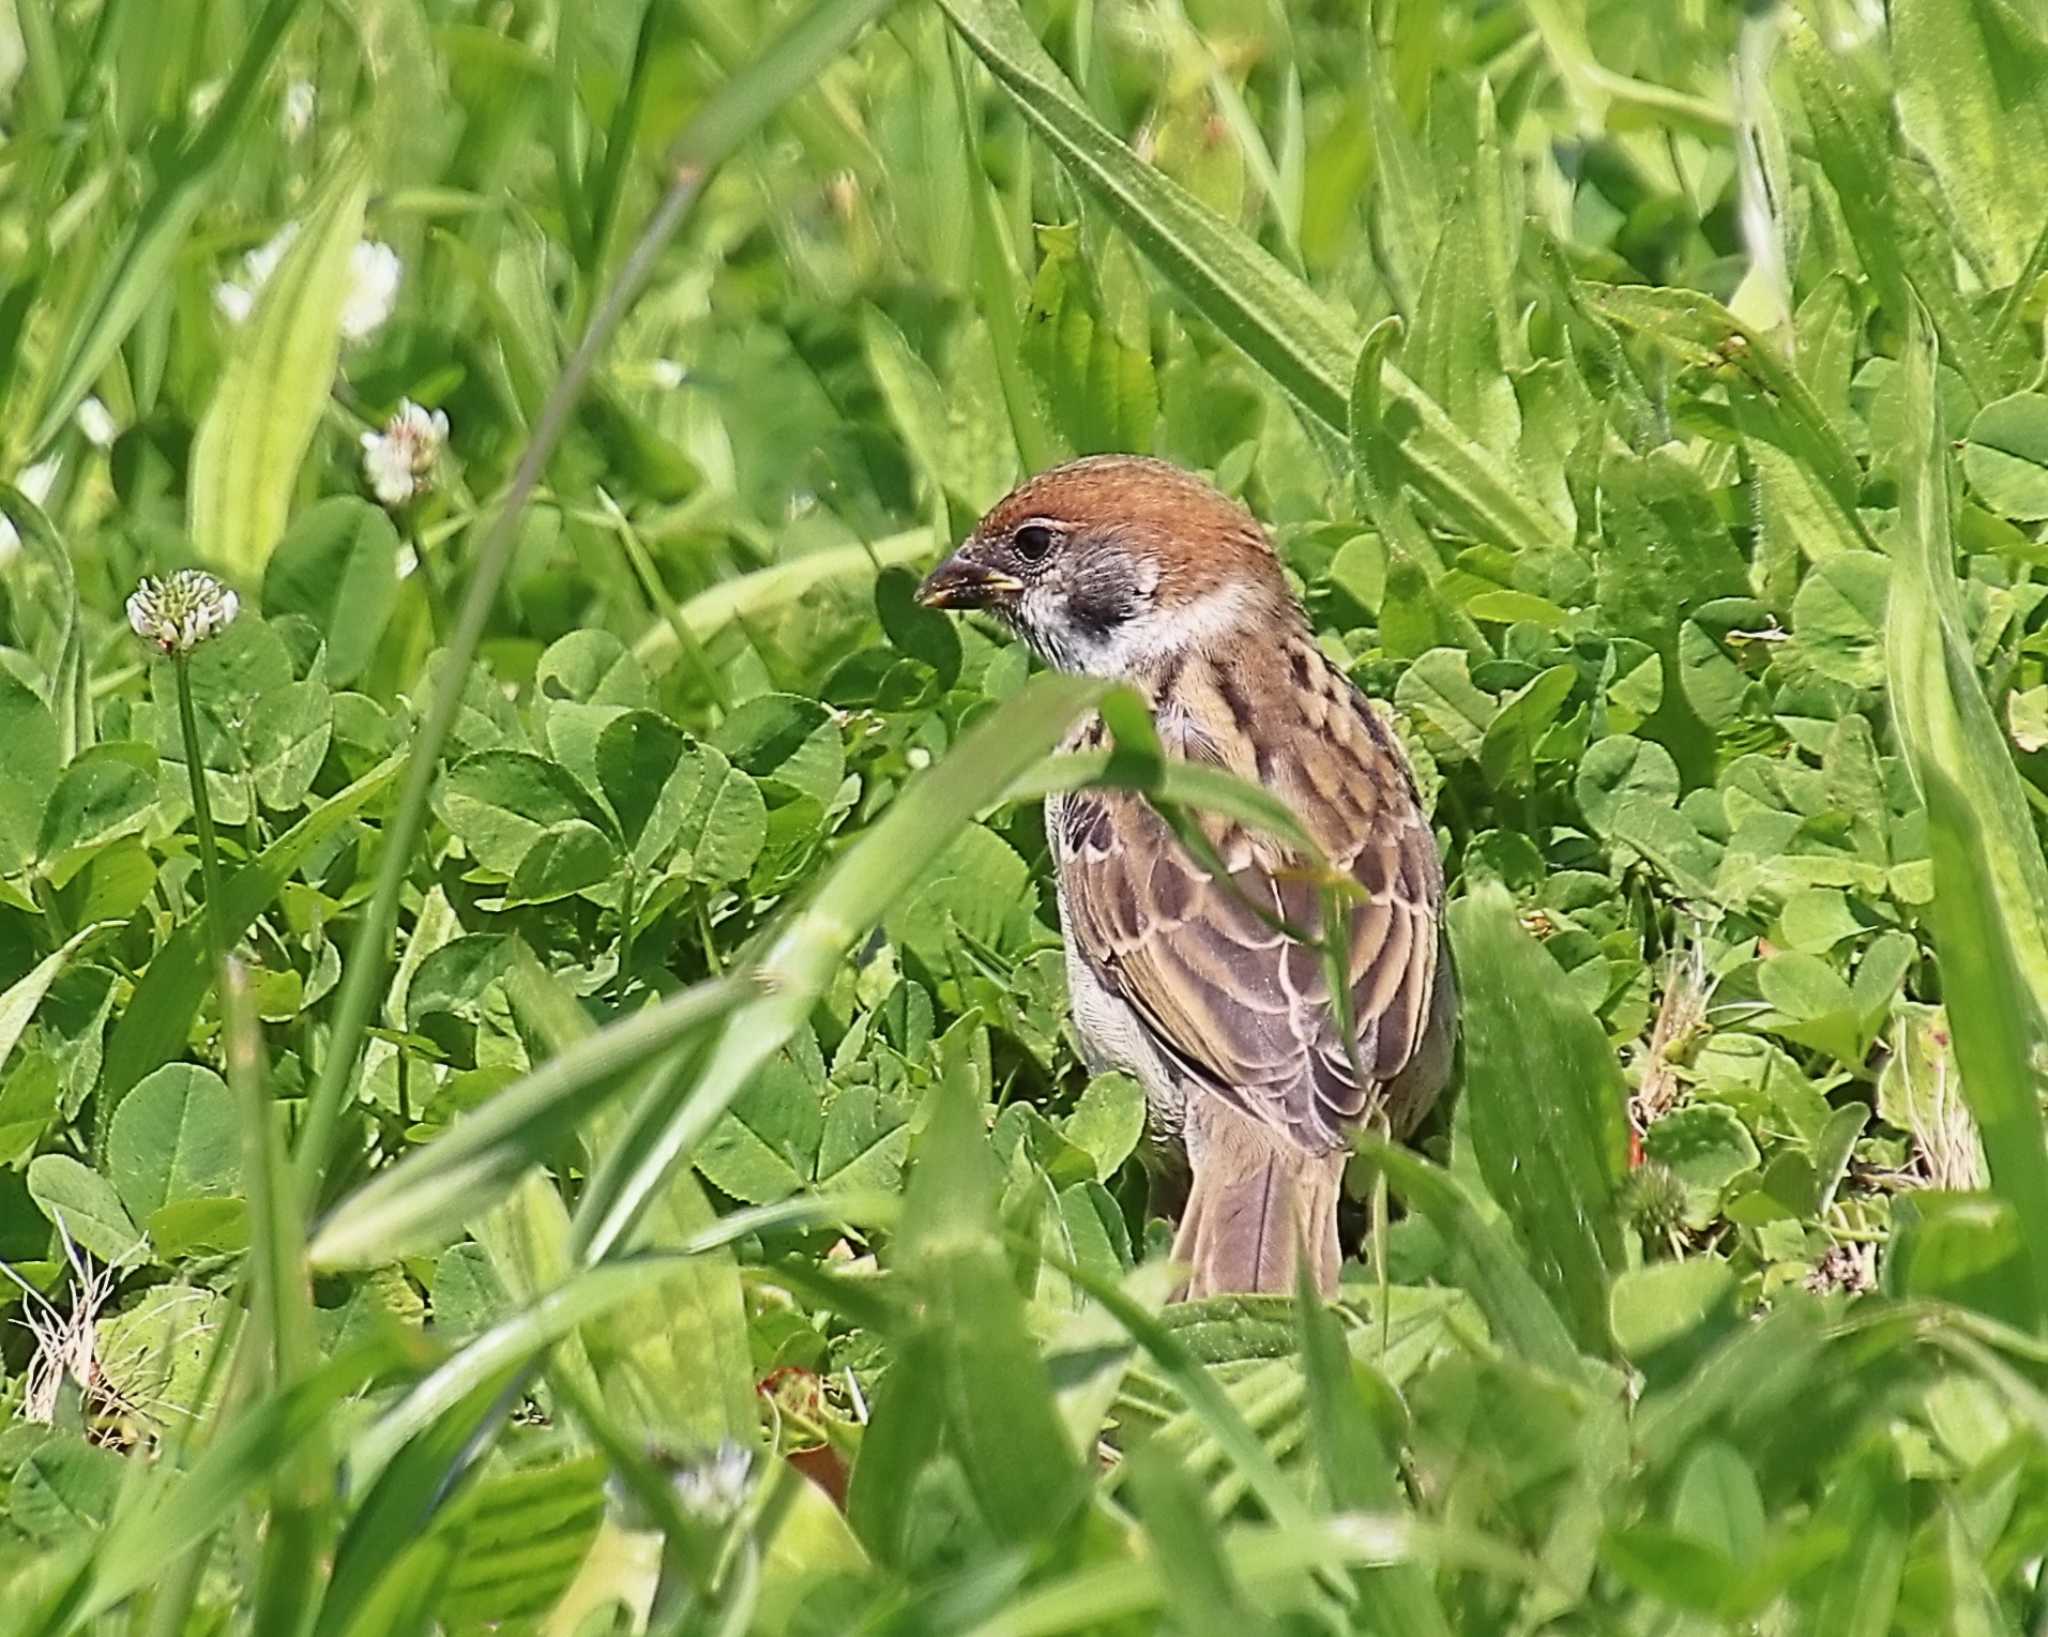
[1609,1258,1735,1364]
[189,150,372,576]
[26,1154,141,1264]
[437,750,617,878]
[106,1064,241,1223]
[1961,392,2048,519]
[0,668,60,874]
[261,497,401,684]
[535,630,650,710]
[1452,883,1628,1356]
[1366,1141,1590,1383]
[663,743,766,885]
[1021,224,1159,456]
[10,1440,122,1540]
[246,681,333,812]
[1645,1105,1761,1197]
[0,925,104,1096]
[1576,735,1678,835]
[1063,1072,1145,1183]
[504,820,616,907]
[709,692,845,806]
[36,743,158,867]
[99,756,399,1116]
[1790,553,1889,689]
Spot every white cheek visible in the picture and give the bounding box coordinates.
[1070,582,1251,678]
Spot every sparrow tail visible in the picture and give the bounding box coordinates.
[1171,1099,1344,1299]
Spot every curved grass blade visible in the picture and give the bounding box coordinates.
[1888,299,2048,1329]
[1451,883,1628,1357]
[631,528,932,672]
[308,971,751,1270]
[936,0,1355,428]
[570,670,1104,1263]
[1363,1142,1591,1383]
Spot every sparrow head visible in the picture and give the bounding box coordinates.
[916,454,1293,678]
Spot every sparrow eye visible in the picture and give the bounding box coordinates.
[1011,522,1058,563]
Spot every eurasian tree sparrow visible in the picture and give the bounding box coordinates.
[918,455,1457,1299]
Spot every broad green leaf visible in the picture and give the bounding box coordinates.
[246,680,333,812]
[1790,554,1889,689]
[1609,1258,1735,1364]
[504,819,616,906]
[437,750,617,877]
[36,743,158,867]
[0,669,60,874]
[1452,884,1628,1356]
[26,1154,141,1264]
[1063,1072,1145,1182]
[106,1064,240,1223]
[709,692,846,807]
[261,498,401,684]
[1961,392,2048,519]
[190,151,371,575]
[663,743,766,885]
[1892,0,2048,289]
[535,629,650,710]
[1021,224,1159,457]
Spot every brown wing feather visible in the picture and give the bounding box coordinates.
[1057,638,1451,1155]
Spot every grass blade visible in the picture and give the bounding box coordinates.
[1450,883,1628,1357]
[1887,299,2048,1329]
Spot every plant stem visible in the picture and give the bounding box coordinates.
[175,654,230,979]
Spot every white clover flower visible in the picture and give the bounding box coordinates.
[360,400,449,508]
[215,223,402,341]
[0,455,63,564]
[75,397,117,449]
[342,241,402,340]
[282,79,316,141]
[670,1440,753,1523]
[126,570,240,657]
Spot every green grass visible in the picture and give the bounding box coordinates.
[3,0,2048,1630]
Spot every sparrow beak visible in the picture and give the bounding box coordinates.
[916,548,1023,611]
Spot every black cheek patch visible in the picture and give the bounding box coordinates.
[1064,555,1142,642]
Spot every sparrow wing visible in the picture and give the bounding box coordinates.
[1056,652,1450,1153]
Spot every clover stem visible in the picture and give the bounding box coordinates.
[175,653,230,978]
